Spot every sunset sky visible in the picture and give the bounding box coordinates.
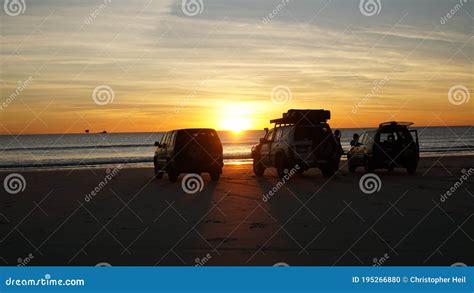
[1,0,473,134]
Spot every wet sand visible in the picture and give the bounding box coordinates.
[0,156,473,266]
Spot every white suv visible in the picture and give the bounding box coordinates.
[251,109,339,178]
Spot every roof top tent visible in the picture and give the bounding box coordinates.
[270,109,331,126]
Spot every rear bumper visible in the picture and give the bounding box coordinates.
[175,157,223,172]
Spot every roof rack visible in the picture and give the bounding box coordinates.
[379,121,414,128]
[270,109,331,125]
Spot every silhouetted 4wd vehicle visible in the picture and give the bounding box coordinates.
[347,121,419,174]
[251,109,339,178]
[153,128,223,182]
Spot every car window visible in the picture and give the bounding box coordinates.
[161,132,169,145]
[168,131,176,148]
[274,128,283,141]
[294,127,315,141]
[281,127,290,141]
[358,134,366,144]
[176,129,221,150]
[166,132,172,145]
[159,133,166,145]
[266,129,274,141]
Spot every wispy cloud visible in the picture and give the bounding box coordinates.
[0,0,472,133]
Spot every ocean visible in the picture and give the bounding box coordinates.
[0,126,472,170]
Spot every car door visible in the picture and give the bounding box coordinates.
[260,129,274,166]
[352,133,366,164]
[166,131,176,163]
[269,127,283,165]
[155,131,169,168]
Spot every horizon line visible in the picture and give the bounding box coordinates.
[1,124,472,136]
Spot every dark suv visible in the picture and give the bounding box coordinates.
[153,128,223,182]
[251,109,339,178]
[347,121,419,174]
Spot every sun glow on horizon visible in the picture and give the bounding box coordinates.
[218,103,254,133]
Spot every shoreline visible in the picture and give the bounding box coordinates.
[1,152,473,172]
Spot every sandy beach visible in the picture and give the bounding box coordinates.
[0,156,473,266]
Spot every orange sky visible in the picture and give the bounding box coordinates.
[1,0,472,135]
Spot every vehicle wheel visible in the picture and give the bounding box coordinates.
[210,168,221,181]
[364,157,374,173]
[253,159,265,176]
[275,154,286,179]
[320,164,335,178]
[154,159,164,179]
[167,167,179,182]
[406,162,417,175]
[153,161,164,179]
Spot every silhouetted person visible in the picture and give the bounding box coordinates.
[334,129,343,170]
[350,133,359,147]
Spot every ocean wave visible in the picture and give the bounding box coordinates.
[0,144,156,152]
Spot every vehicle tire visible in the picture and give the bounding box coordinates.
[167,167,179,182]
[320,164,335,178]
[154,159,164,179]
[155,171,164,179]
[210,168,221,181]
[406,162,417,175]
[364,157,374,173]
[275,154,286,179]
[253,159,265,176]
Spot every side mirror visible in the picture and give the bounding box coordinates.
[154,141,161,147]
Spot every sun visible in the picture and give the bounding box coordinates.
[221,117,251,133]
[218,103,254,133]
